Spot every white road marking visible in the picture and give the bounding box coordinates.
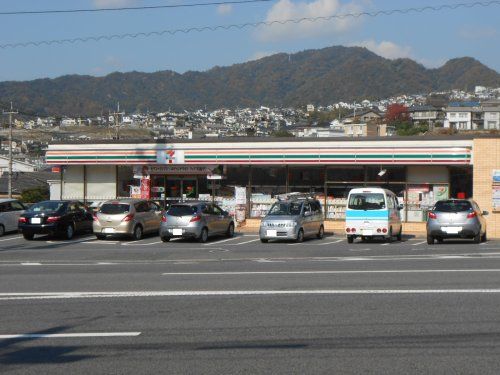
[349,248,371,252]
[204,237,242,246]
[0,236,23,242]
[82,240,119,245]
[380,243,390,246]
[254,258,286,263]
[0,332,141,339]
[162,269,500,276]
[46,236,96,244]
[231,238,261,245]
[4,289,500,300]
[21,262,42,266]
[318,239,343,246]
[413,241,427,246]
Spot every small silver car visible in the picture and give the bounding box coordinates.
[259,197,324,243]
[160,202,235,243]
[93,199,163,240]
[426,199,488,244]
[0,199,26,236]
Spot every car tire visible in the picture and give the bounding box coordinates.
[317,225,324,239]
[161,236,171,242]
[23,232,34,241]
[473,232,481,244]
[427,235,434,245]
[481,231,487,243]
[0,224,4,237]
[132,225,143,241]
[361,236,367,242]
[95,234,106,240]
[437,238,444,244]
[198,228,208,243]
[226,223,235,238]
[347,236,354,244]
[260,238,268,243]
[65,224,74,240]
[296,229,304,243]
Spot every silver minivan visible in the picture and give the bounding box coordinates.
[259,196,324,243]
[0,199,26,236]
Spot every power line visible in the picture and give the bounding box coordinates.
[0,0,275,16]
[1,1,499,50]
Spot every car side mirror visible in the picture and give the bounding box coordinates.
[483,210,489,216]
[304,211,311,217]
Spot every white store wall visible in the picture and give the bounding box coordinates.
[86,165,116,200]
[62,165,84,200]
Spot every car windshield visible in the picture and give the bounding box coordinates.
[27,201,66,213]
[167,205,197,216]
[100,203,130,215]
[268,202,302,216]
[434,200,472,212]
[348,193,386,210]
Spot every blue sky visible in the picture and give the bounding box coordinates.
[0,0,499,81]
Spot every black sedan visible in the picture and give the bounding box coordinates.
[18,200,93,240]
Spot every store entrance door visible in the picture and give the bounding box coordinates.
[150,175,199,209]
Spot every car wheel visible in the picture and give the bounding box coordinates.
[347,236,354,244]
[427,235,434,245]
[260,238,268,243]
[437,238,444,244]
[132,225,143,241]
[161,236,171,242]
[0,224,4,237]
[65,224,74,240]
[23,232,34,241]
[198,228,208,243]
[95,234,106,240]
[226,223,235,238]
[317,225,324,239]
[473,232,481,244]
[296,229,304,243]
[361,236,367,242]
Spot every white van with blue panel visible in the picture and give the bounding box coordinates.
[345,187,403,243]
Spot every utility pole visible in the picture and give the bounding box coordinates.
[112,102,124,140]
[3,102,18,198]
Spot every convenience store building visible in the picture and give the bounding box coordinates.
[46,135,500,237]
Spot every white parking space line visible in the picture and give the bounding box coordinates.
[46,236,96,244]
[21,262,42,266]
[413,241,427,246]
[204,237,244,246]
[380,243,390,246]
[4,289,500,300]
[230,238,262,246]
[0,236,23,242]
[162,269,500,276]
[317,239,344,246]
[123,241,163,246]
[0,332,141,339]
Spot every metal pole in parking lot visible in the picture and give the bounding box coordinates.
[3,102,18,199]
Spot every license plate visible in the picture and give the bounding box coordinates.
[173,229,183,236]
[103,228,115,233]
[362,230,373,236]
[31,218,41,224]
[266,230,277,237]
[442,226,462,234]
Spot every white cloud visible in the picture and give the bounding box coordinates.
[217,4,233,15]
[353,40,412,60]
[250,51,276,61]
[92,0,137,8]
[458,26,497,40]
[256,0,365,42]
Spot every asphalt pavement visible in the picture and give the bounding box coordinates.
[1,231,500,374]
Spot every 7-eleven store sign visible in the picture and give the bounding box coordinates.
[157,149,184,164]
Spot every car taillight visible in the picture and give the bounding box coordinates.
[47,216,60,223]
[161,215,167,222]
[190,214,202,223]
[351,228,356,233]
[467,211,477,219]
[18,217,27,224]
[346,228,351,233]
[428,212,437,219]
[122,213,134,222]
[382,228,387,233]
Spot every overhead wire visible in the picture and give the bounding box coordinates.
[0,0,276,16]
[0,1,499,49]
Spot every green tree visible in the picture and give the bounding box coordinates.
[21,187,49,203]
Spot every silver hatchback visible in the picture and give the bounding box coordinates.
[259,198,324,243]
[426,199,488,244]
[93,199,163,240]
[160,202,235,243]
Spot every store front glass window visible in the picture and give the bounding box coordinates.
[117,166,134,198]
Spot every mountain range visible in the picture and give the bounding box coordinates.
[1,45,500,116]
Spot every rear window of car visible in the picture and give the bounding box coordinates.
[100,203,130,214]
[434,201,472,212]
[27,201,66,213]
[167,205,197,216]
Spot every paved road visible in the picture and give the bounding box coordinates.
[1,232,500,374]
